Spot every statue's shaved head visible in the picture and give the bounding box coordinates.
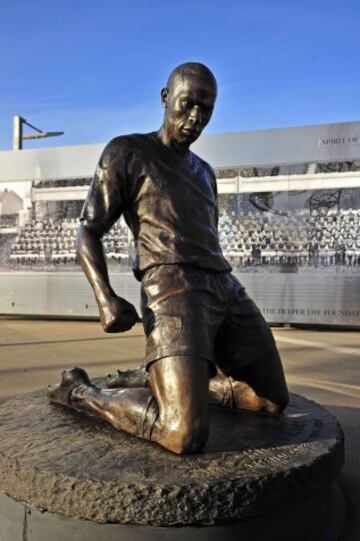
[159,62,218,151]
[166,62,217,95]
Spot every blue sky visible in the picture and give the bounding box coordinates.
[0,0,359,150]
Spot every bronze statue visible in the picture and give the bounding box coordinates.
[48,63,289,455]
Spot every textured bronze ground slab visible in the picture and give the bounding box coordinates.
[0,391,344,526]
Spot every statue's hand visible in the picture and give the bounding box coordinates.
[99,295,140,333]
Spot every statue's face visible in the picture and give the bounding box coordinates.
[162,74,217,145]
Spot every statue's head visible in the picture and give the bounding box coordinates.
[160,62,217,146]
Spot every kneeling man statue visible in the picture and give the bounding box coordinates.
[48,63,289,455]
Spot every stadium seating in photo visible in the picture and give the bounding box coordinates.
[218,207,360,269]
[8,217,130,268]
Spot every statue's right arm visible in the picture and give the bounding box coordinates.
[76,224,139,332]
[76,138,139,333]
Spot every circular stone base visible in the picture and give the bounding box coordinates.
[0,391,344,538]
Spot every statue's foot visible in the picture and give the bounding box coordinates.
[106,366,148,388]
[47,367,92,407]
[230,379,280,415]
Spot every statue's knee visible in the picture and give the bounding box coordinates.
[166,419,209,455]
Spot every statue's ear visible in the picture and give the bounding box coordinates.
[161,87,169,108]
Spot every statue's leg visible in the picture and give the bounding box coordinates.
[231,348,289,413]
[105,363,283,413]
[214,350,289,415]
[148,356,210,454]
[48,367,154,438]
[213,277,289,415]
[105,364,285,416]
[209,372,270,411]
[48,355,210,455]
[208,358,287,414]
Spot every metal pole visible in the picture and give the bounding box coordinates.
[12,116,64,149]
[13,115,23,150]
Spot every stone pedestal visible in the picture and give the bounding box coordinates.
[0,392,344,540]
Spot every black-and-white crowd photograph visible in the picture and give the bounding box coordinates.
[1,181,359,275]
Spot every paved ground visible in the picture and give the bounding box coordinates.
[0,317,359,539]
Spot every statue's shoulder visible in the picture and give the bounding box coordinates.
[100,133,153,168]
[104,133,154,154]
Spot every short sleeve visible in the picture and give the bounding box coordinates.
[80,137,130,235]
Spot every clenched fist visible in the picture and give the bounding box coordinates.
[98,294,140,333]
